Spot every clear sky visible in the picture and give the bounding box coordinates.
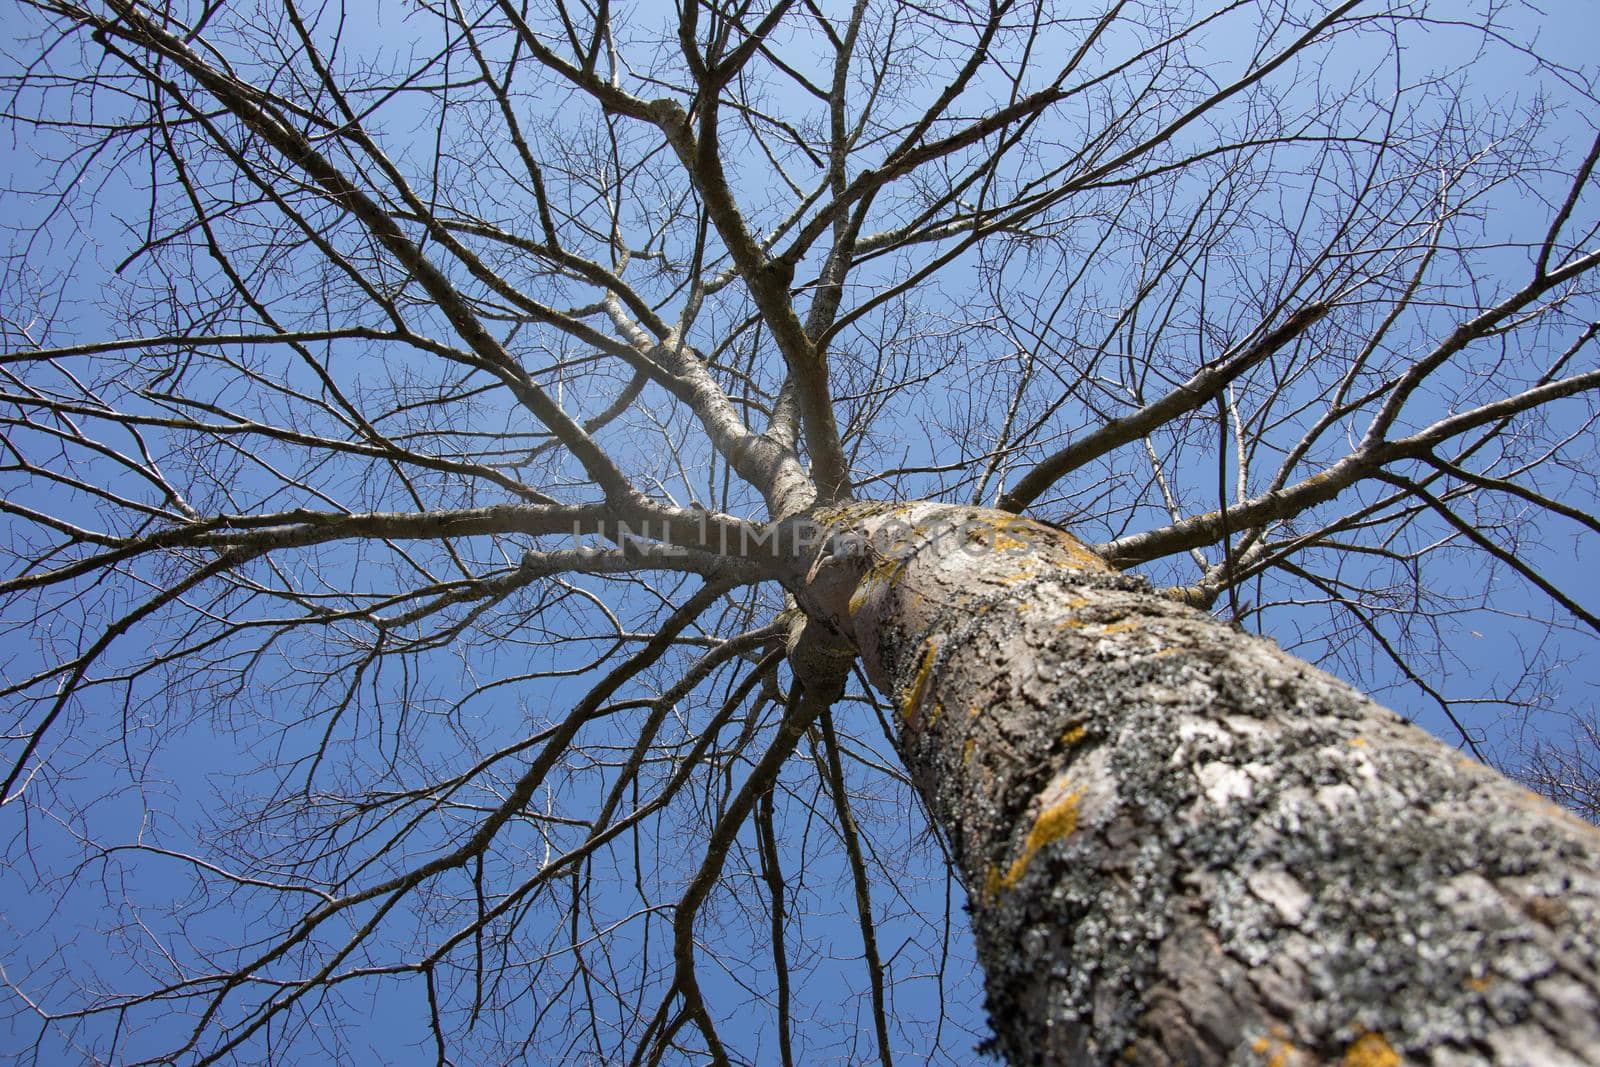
[2,1,1597,1063]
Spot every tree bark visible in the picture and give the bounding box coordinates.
[793,502,1600,1066]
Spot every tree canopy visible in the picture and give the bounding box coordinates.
[2,0,1599,1063]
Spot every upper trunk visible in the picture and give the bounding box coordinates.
[791,502,1600,1066]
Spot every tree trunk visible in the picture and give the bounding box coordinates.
[793,502,1600,1066]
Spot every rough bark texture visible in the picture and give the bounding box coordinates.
[793,502,1600,1066]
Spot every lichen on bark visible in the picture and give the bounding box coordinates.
[790,501,1600,1066]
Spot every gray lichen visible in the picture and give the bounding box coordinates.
[798,502,1600,1066]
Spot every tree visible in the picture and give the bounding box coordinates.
[3,0,1600,1062]
[1519,707,1600,823]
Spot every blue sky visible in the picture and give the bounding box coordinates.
[2,1,1598,1063]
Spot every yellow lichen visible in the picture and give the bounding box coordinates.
[1048,532,1110,570]
[1251,1031,1296,1067]
[900,640,940,727]
[998,786,1084,891]
[1056,616,1139,634]
[1464,975,1493,992]
[975,515,1031,553]
[848,556,904,617]
[983,862,1003,902]
[961,738,976,764]
[1060,725,1086,745]
[1347,737,1368,748]
[807,503,853,527]
[993,531,1029,552]
[1341,1032,1400,1067]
